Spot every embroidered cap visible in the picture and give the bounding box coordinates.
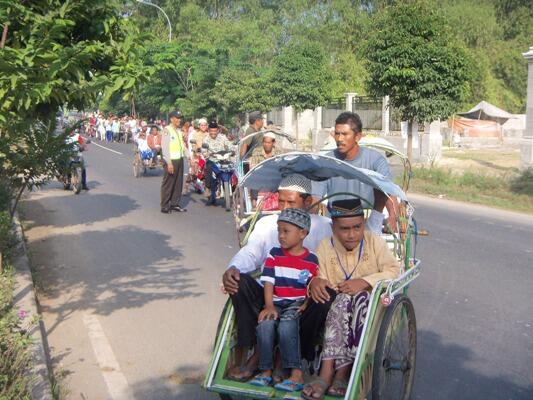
[328,199,364,218]
[278,208,311,232]
[263,131,276,140]
[278,173,311,194]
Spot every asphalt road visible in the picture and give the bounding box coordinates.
[21,139,533,400]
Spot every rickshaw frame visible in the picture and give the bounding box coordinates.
[205,150,420,400]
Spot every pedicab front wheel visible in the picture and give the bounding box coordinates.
[372,294,417,400]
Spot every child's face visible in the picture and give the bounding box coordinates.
[277,221,306,250]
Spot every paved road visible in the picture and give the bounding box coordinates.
[21,140,533,399]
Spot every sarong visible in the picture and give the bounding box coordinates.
[322,291,369,370]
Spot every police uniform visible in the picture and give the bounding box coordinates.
[160,124,186,212]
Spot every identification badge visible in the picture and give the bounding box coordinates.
[298,269,311,284]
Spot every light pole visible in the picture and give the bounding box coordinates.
[136,0,172,42]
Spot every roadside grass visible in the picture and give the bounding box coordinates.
[408,166,533,213]
[0,265,33,399]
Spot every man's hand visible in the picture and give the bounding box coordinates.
[167,163,174,174]
[222,266,240,295]
[309,278,336,304]
[258,305,278,322]
[337,279,370,296]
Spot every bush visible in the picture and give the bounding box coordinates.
[0,268,33,400]
[511,168,533,196]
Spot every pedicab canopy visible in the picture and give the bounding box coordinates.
[240,152,408,201]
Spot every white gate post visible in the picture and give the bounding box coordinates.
[521,46,533,170]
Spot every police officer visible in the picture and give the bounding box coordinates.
[160,111,187,213]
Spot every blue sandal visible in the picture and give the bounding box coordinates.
[249,375,273,387]
[274,379,304,392]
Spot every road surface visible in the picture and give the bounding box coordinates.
[21,139,533,399]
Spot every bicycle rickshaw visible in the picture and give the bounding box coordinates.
[204,151,421,400]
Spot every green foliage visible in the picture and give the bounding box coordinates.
[365,1,472,124]
[0,268,33,400]
[271,41,333,112]
[511,168,533,196]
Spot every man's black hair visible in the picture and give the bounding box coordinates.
[335,111,363,134]
[299,193,311,200]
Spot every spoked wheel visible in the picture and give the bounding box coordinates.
[372,295,416,400]
[223,180,231,211]
[71,167,82,194]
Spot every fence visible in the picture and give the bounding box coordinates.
[267,107,284,126]
[322,99,345,128]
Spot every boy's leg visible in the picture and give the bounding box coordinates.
[256,319,277,373]
[278,304,302,372]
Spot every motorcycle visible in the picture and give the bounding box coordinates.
[204,145,236,211]
[59,134,89,194]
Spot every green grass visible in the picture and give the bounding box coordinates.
[0,267,33,400]
[408,166,533,213]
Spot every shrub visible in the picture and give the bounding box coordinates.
[0,268,33,400]
[511,168,533,196]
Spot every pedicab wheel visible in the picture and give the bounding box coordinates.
[72,167,82,194]
[223,180,231,211]
[372,294,416,400]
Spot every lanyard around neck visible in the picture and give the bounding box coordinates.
[331,237,364,281]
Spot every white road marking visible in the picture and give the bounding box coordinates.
[92,142,123,155]
[83,314,136,400]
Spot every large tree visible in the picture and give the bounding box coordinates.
[0,0,133,215]
[271,41,333,140]
[365,0,471,160]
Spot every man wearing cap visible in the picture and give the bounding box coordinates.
[240,111,265,158]
[302,198,400,399]
[190,118,208,152]
[222,174,333,381]
[203,120,234,206]
[249,131,282,168]
[160,111,187,213]
[322,111,398,233]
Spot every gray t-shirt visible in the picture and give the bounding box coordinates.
[319,147,391,206]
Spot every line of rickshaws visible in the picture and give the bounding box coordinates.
[202,129,422,400]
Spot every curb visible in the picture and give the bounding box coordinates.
[11,210,53,400]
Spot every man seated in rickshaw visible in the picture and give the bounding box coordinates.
[222,174,333,382]
[136,130,154,162]
[249,132,283,169]
[147,125,162,165]
[301,199,400,400]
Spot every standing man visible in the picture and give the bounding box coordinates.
[324,111,398,233]
[160,111,187,214]
[240,111,264,159]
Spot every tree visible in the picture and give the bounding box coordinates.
[0,0,132,216]
[365,0,471,160]
[271,41,333,140]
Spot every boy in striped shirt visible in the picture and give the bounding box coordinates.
[249,208,318,392]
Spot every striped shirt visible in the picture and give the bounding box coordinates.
[260,247,319,302]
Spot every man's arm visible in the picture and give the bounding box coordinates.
[161,129,171,163]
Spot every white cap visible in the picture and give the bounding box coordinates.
[263,132,276,140]
[198,118,208,125]
[278,173,311,194]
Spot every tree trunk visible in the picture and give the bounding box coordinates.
[0,23,8,49]
[407,120,413,162]
[10,185,25,219]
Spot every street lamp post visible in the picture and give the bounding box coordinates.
[136,0,172,42]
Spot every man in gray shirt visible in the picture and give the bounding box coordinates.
[322,112,397,233]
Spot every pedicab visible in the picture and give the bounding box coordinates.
[232,129,298,243]
[204,151,421,400]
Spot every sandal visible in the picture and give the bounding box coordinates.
[275,379,304,392]
[249,374,273,387]
[327,379,349,397]
[301,378,329,400]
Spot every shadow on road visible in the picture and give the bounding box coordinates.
[414,330,532,399]
[130,364,216,400]
[22,190,139,228]
[32,226,203,336]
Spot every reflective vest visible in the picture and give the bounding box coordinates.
[167,125,184,160]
